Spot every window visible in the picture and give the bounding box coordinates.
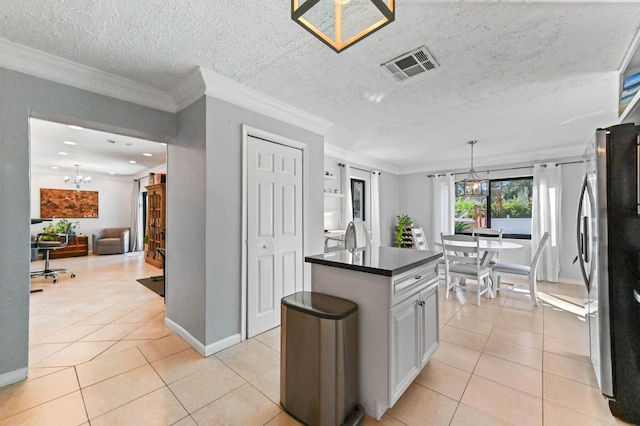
[351,178,365,221]
[455,177,533,238]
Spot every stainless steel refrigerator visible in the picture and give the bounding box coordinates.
[577,123,640,424]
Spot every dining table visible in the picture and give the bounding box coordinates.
[434,237,523,297]
[435,238,523,261]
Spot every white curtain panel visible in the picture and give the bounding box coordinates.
[371,171,381,246]
[532,163,561,282]
[130,179,141,252]
[430,173,455,249]
[341,162,353,229]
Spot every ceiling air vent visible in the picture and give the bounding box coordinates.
[382,46,439,82]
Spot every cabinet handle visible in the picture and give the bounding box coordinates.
[417,300,425,307]
[414,275,422,280]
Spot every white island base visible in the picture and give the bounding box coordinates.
[307,247,441,420]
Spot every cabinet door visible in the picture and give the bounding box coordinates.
[389,293,420,404]
[420,283,439,368]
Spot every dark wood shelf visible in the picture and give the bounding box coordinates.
[50,235,89,258]
[145,183,166,269]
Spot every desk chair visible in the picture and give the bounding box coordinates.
[345,221,370,251]
[491,231,550,306]
[441,233,492,306]
[30,224,76,284]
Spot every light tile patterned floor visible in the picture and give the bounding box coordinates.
[0,253,633,425]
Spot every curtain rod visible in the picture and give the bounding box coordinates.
[338,163,381,175]
[427,159,584,177]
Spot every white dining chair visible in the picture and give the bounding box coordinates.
[441,233,492,306]
[411,227,428,250]
[491,231,550,306]
[472,228,503,264]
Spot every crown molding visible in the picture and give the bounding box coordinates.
[324,143,400,175]
[198,67,333,136]
[0,38,175,112]
[0,40,333,135]
[171,67,207,112]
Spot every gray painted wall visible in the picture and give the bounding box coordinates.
[165,98,207,342]
[201,97,324,344]
[0,67,174,383]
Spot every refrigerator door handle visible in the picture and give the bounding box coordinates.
[576,174,590,292]
[634,289,640,304]
[637,137,640,215]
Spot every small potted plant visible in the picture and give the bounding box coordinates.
[395,214,413,248]
[41,219,79,240]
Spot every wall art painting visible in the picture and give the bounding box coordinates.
[40,188,99,218]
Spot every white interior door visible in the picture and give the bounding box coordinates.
[247,135,303,337]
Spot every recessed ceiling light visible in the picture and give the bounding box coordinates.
[58,152,68,155]
[161,143,167,146]
[109,172,115,175]
[68,125,83,130]
[51,166,59,170]
[129,160,137,164]
[63,141,77,145]
[143,153,152,157]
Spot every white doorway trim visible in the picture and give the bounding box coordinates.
[241,124,309,342]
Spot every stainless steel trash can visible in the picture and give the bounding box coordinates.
[281,291,363,426]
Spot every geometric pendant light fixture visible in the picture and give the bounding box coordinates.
[292,0,395,53]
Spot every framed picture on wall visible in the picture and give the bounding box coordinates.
[40,188,99,218]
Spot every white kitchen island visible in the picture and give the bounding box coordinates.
[306,246,442,420]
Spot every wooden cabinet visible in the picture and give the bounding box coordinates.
[50,235,89,258]
[145,183,166,268]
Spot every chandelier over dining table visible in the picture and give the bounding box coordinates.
[456,140,488,197]
[64,164,91,192]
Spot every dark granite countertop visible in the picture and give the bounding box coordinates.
[305,246,442,277]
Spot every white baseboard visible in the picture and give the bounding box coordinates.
[0,367,27,387]
[164,317,241,358]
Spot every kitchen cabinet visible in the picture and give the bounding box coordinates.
[306,247,441,420]
[389,271,439,405]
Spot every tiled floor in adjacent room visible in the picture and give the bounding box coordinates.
[0,253,633,425]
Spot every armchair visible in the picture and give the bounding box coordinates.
[93,227,130,255]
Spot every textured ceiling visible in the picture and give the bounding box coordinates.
[3,1,640,173]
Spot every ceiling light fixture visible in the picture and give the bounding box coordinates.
[63,141,76,145]
[58,151,68,155]
[143,153,152,157]
[129,160,137,164]
[68,125,84,130]
[292,0,394,53]
[64,164,91,192]
[456,140,488,197]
